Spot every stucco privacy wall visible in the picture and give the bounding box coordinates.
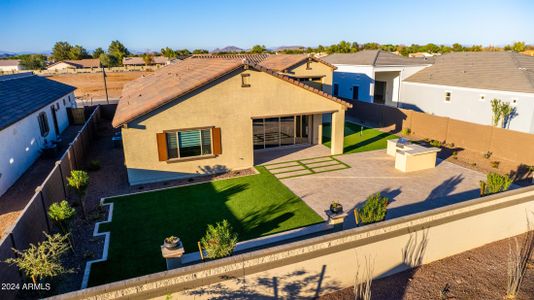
[122,68,346,185]
[287,60,334,94]
[401,82,534,134]
[52,186,534,300]
[0,92,73,196]
[348,101,534,165]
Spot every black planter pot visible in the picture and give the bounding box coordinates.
[330,204,343,214]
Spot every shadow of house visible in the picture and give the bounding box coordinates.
[346,101,411,133]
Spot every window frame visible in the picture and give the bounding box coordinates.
[241,73,251,88]
[37,112,50,137]
[164,127,214,161]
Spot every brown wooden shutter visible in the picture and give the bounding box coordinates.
[156,132,168,161]
[212,127,222,155]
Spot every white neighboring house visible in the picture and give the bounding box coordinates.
[401,52,534,134]
[122,56,170,67]
[0,59,22,72]
[322,50,433,106]
[0,73,76,197]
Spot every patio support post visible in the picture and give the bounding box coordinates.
[330,110,345,155]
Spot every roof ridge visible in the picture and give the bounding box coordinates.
[371,50,381,66]
[509,52,534,90]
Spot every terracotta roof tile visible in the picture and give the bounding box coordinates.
[112,59,350,127]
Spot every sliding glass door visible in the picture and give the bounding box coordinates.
[253,115,311,150]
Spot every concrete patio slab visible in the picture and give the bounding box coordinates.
[281,150,487,228]
[299,156,334,164]
[255,144,331,165]
[264,161,300,170]
[305,160,338,168]
[311,164,348,173]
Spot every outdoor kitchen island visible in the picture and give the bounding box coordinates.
[387,138,440,172]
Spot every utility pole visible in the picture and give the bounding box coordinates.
[102,65,109,104]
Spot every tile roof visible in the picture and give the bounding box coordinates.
[322,50,433,66]
[48,58,101,69]
[112,59,351,127]
[189,53,336,70]
[0,73,75,130]
[0,59,20,67]
[123,56,169,65]
[189,53,270,64]
[404,52,534,93]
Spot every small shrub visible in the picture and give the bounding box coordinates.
[355,193,389,225]
[491,161,501,169]
[48,200,75,232]
[429,140,442,147]
[200,219,238,259]
[67,170,89,218]
[87,160,101,171]
[480,172,513,196]
[401,128,411,136]
[452,151,458,157]
[484,151,493,159]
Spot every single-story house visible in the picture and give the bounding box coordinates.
[122,56,170,67]
[47,58,101,71]
[401,52,534,133]
[0,73,75,196]
[322,50,433,106]
[0,60,22,72]
[190,53,337,94]
[112,58,351,185]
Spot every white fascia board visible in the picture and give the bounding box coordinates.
[403,81,534,97]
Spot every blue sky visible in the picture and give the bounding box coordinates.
[1,0,533,53]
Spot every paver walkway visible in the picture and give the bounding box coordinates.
[263,156,350,179]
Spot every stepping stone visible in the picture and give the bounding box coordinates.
[299,156,333,163]
[269,165,306,174]
[264,161,300,170]
[305,160,338,168]
[276,169,313,179]
[312,164,348,173]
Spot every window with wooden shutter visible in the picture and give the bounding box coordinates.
[156,133,168,161]
[212,127,222,155]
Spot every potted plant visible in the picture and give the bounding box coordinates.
[329,201,343,214]
[164,236,180,249]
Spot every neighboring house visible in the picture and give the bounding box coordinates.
[322,50,433,106]
[112,59,351,185]
[190,53,336,94]
[401,52,534,133]
[409,52,439,58]
[0,73,75,196]
[47,59,101,71]
[122,56,170,67]
[0,59,22,72]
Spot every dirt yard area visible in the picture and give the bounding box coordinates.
[47,71,151,100]
[321,232,534,300]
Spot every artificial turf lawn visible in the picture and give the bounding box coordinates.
[323,122,398,154]
[88,167,323,286]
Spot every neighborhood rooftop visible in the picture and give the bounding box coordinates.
[113,58,350,127]
[0,73,75,130]
[404,51,534,93]
[0,59,20,67]
[189,53,337,71]
[123,56,169,65]
[48,58,101,69]
[322,49,434,66]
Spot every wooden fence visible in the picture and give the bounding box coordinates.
[347,100,534,165]
[0,106,102,300]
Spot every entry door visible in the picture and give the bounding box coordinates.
[50,105,60,137]
[374,81,386,104]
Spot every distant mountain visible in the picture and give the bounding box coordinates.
[211,46,244,53]
[273,45,306,51]
[0,51,16,58]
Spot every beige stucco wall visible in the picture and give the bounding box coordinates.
[47,62,77,71]
[121,68,346,185]
[287,60,334,94]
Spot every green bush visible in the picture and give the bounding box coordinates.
[200,219,238,259]
[355,193,389,225]
[429,140,442,147]
[480,172,513,196]
[48,200,75,232]
[401,128,411,135]
[67,170,89,219]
